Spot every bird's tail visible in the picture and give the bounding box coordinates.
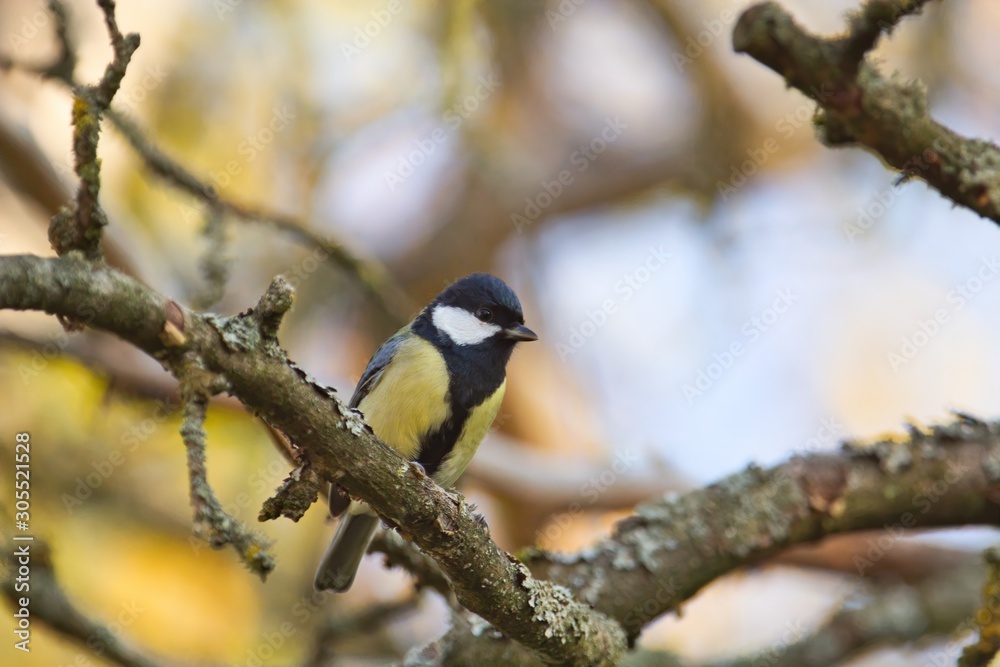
[313,512,380,592]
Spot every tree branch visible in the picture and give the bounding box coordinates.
[105,103,414,323]
[180,384,274,578]
[404,422,1000,664]
[732,1,1000,227]
[0,113,141,277]
[715,557,982,666]
[0,253,626,667]
[6,253,1000,664]
[48,0,139,260]
[526,422,1000,644]
[1,2,411,324]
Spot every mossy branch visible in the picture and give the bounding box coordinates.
[414,421,1000,665]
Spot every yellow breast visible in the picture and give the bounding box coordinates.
[356,336,451,460]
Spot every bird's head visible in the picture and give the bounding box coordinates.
[424,273,537,347]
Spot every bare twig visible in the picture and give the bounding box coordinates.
[715,557,983,666]
[2,2,411,323]
[48,0,139,260]
[0,114,140,276]
[193,203,229,310]
[44,0,77,82]
[840,0,935,75]
[180,387,275,579]
[369,530,453,599]
[102,108,413,324]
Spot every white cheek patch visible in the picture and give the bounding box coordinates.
[432,305,502,345]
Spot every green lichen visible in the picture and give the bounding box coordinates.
[205,313,258,352]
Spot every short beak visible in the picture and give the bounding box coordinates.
[503,324,538,342]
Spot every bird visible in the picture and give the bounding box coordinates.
[314,273,538,592]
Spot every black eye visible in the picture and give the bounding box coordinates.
[475,307,492,322]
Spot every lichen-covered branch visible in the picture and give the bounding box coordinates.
[733,1,1000,227]
[179,385,275,578]
[0,253,626,667]
[2,1,410,323]
[526,423,1000,642]
[6,253,1000,665]
[48,0,139,260]
[404,422,1000,664]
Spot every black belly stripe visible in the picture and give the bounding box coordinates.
[417,400,469,479]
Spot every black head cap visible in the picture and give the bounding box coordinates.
[435,273,524,322]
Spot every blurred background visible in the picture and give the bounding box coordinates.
[1,0,1000,665]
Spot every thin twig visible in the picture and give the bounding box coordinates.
[193,203,229,310]
[180,388,275,579]
[47,0,139,260]
[2,2,411,322]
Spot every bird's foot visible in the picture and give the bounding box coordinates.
[468,502,489,532]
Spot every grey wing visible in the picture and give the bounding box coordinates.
[349,328,409,408]
[328,328,409,516]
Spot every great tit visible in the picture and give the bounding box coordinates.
[314,273,538,592]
